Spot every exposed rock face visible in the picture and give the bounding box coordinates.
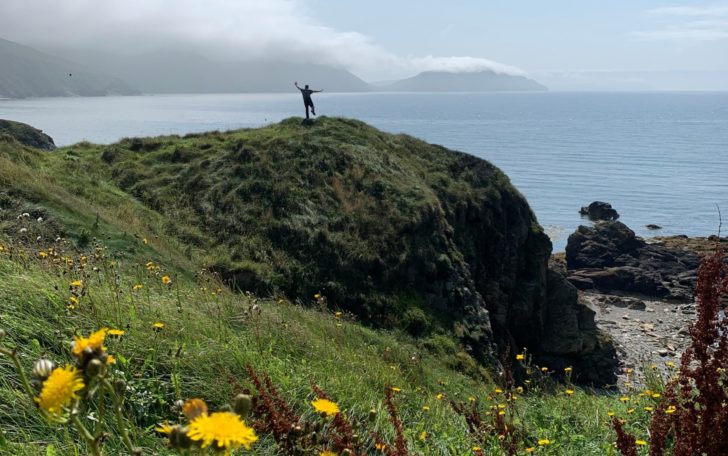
[565,221,700,301]
[579,201,619,221]
[103,117,616,384]
[0,119,55,150]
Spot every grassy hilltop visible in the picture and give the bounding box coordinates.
[0,118,682,455]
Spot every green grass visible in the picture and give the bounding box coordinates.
[0,238,658,455]
[0,121,662,455]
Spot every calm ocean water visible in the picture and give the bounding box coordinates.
[1,92,727,251]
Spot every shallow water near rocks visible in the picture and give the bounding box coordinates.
[1,91,726,251]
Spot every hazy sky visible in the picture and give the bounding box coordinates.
[1,0,727,84]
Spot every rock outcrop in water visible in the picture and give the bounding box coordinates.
[96,117,615,384]
[579,201,620,221]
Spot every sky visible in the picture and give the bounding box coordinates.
[1,0,727,88]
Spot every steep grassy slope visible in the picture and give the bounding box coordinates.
[0,118,615,384]
[0,121,668,454]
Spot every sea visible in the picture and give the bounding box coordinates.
[1,91,727,252]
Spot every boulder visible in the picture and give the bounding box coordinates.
[579,201,620,221]
[565,221,700,300]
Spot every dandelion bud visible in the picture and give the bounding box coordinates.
[368,409,377,422]
[170,425,193,450]
[114,379,127,396]
[341,449,353,456]
[292,425,303,436]
[32,359,55,379]
[86,359,104,377]
[233,394,252,417]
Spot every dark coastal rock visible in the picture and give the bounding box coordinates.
[565,221,700,300]
[579,201,620,221]
[0,119,55,150]
[103,117,616,385]
[646,224,662,230]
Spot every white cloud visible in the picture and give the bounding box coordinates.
[634,4,728,41]
[0,0,524,79]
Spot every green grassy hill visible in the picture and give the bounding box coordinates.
[0,118,658,455]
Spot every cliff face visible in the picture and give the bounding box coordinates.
[96,117,615,384]
[0,119,56,150]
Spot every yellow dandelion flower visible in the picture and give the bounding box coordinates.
[565,389,574,396]
[516,353,525,361]
[468,396,476,402]
[644,406,654,412]
[419,431,427,441]
[187,411,258,452]
[540,367,548,372]
[106,355,116,365]
[537,439,550,446]
[183,398,209,420]
[35,365,85,418]
[635,440,647,446]
[422,405,430,411]
[473,447,482,452]
[390,387,401,393]
[69,296,79,306]
[666,361,676,369]
[107,329,125,337]
[132,284,143,291]
[314,293,321,299]
[311,398,339,416]
[320,452,337,456]
[494,388,503,394]
[651,393,661,399]
[627,408,635,414]
[72,328,108,358]
[334,311,342,317]
[161,275,172,285]
[70,280,83,287]
[375,442,386,451]
[152,322,165,330]
[498,410,505,416]
[564,367,572,373]
[607,411,615,417]
[155,423,174,435]
[665,405,677,414]
[516,386,524,394]
[38,251,48,258]
[619,396,630,403]
[143,237,148,245]
[525,448,535,453]
[436,393,444,400]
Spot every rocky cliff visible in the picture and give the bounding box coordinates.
[89,117,615,384]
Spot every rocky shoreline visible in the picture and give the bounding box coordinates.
[552,215,727,389]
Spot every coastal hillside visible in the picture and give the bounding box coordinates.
[383,70,547,92]
[0,117,612,384]
[0,37,139,99]
[0,118,721,455]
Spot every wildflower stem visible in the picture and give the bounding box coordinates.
[102,379,136,454]
[71,413,101,456]
[2,348,35,401]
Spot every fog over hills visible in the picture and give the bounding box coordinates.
[50,48,372,94]
[0,38,139,99]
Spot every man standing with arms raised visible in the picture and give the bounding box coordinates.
[294,82,323,119]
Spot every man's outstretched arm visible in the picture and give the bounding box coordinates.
[311,88,323,93]
[294,81,301,89]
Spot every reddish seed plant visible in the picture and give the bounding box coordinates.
[612,417,638,456]
[614,246,728,456]
[451,399,517,456]
[383,387,410,456]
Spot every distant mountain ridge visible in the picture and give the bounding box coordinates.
[0,38,140,99]
[382,70,548,92]
[50,48,373,94]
